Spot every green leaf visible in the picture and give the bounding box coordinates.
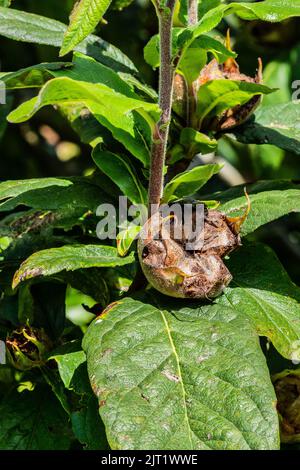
[219,243,300,362]
[144,30,235,76]
[48,340,108,448]
[8,77,159,126]
[214,181,300,236]
[8,77,159,166]
[56,52,135,96]
[71,395,109,449]
[41,367,71,415]
[162,163,221,203]
[231,101,300,155]
[197,80,275,126]
[111,0,134,10]
[60,0,112,56]
[62,269,110,306]
[0,7,137,74]
[179,35,237,83]
[1,62,72,89]
[92,148,147,205]
[0,178,71,203]
[48,340,86,391]
[0,95,13,141]
[198,0,222,17]
[261,60,292,107]
[178,1,300,51]
[180,128,218,156]
[18,284,34,324]
[12,245,135,288]
[83,297,279,450]
[0,178,111,219]
[226,0,300,22]
[58,103,105,148]
[0,386,72,449]
[117,224,142,257]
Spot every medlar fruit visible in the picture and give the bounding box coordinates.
[138,195,250,299]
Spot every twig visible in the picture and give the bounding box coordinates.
[148,0,177,214]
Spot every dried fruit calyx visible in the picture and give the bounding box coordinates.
[138,195,250,299]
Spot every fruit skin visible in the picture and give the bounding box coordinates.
[138,208,242,300]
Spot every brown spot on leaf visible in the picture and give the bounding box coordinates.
[162,370,180,382]
[98,301,121,319]
[138,202,249,299]
[141,393,150,403]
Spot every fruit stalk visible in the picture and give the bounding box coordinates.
[188,0,198,25]
[148,0,176,214]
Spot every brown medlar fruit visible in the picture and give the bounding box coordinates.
[138,195,250,299]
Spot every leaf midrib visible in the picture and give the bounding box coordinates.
[159,309,194,449]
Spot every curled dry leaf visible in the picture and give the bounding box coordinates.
[6,326,52,371]
[173,31,263,131]
[200,56,263,132]
[138,193,250,299]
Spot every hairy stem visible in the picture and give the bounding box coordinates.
[188,0,198,25]
[187,0,198,126]
[148,0,176,214]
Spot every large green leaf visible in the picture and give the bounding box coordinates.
[61,0,112,56]
[212,181,300,236]
[219,243,300,361]
[71,395,109,449]
[144,31,236,71]
[180,128,217,156]
[56,52,135,96]
[93,148,147,205]
[83,297,279,450]
[48,340,86,391]
[226,0,300,22]
[12,245,135,288]
[8,77,158,166]
[0,7,136,74]
[8,77,159,127]
[0,178,111,218]
[231,101,300,155]
[163,163,221,203]
[0,386,72,450]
